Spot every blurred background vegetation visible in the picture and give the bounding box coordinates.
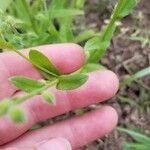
[0,0,150,149]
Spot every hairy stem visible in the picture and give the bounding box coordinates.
[12,79,58,104]
[102,0,124,40]
[21,0,39,34]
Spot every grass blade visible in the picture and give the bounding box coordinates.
[123,67,150,86]
[118,127,150,147]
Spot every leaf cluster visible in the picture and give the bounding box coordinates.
[0,0,93,49]
[0,48,88,122]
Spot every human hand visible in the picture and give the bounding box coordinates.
[0,44,119,150]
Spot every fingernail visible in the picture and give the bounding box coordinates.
[56,138,72,150]
[37,138,71,150]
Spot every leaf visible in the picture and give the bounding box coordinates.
[75,0,86,9]
[0,99,10,116]
[123,67,150,86]
[42,91,55,104]
[0,0,13,11]
[10,76,46,93]
[0,39,15,50]
[85,36,102,51]
[51,9,84,18]
[9,107,26,123]
[57,73,88,90]
[74,30,96,43]
[84,26,114,62]
[118,127,150,147]
[40,71,57,81]
[85,23,116,63]
[29,50,60,76]
[59,18,74,42]
[85,36,110,62]
[81,63,106,73]
[118,96,137,106]
[124,142,148,150]
[119,0,140,18]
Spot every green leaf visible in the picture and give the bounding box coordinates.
[85,23,116,63]
[59,18,74,42]
[123,142,148,150]
[85,36,102,51]
[29,50,60,76]
[85,36,110,62]
[81,63,106,73]
[51,9,84,18]
[123,67,150,86]
[42,91,55,104]
[0,99,10,116]
[0,39,15,50]
[40,71,57,81]
[57,73,88,90]
[75,0,86,9]
[74,30,96,43]
[0,0,13,11]
[118,127,150,147]
[9,107,26,123]
[118,96,137,106]
[118,0,140,18]
[10,76,46,93]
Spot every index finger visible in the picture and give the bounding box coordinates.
[0,43,85,99]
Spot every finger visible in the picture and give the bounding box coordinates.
[0,70,119,145]
[2,106,118,149]
[4,148,33,150]
[5,138,71,150]
[0,43,85,99]
[36,138,71,150]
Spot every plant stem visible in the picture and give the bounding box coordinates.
[13,48,31,62]
[43,0,48,12]
[12,79,58,104]
[21,0,39,34]
[102,0,124,40]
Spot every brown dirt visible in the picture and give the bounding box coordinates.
[80,0,150,149]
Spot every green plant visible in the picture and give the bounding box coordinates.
[0,0,139,123]
[122,66,150,87]
[118,127,150,150]
[0,0,91,49]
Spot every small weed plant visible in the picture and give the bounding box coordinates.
[0,0,139,123]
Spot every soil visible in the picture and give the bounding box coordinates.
[81,0,150,149]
